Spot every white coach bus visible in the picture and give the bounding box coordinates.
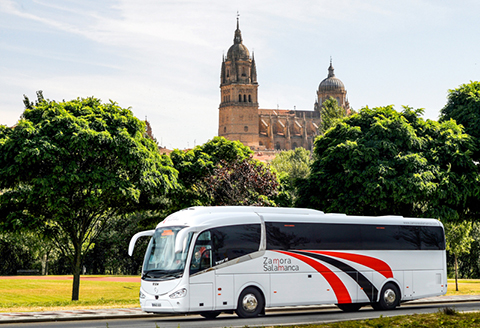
[128,206,447,318]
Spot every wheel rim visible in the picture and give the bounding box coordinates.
[242,293,258,312]
[383,288,396,305]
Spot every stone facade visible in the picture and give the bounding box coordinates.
[218,18,349,151]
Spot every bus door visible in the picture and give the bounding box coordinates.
[189,223,262,311]
[189,231,215,312]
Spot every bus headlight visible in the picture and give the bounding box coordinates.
[139,291,146,299]
[169,288,187,299]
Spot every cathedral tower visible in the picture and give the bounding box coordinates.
[218,17,259,148]
[314,59,350,113]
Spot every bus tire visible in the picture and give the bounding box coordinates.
[236,287,265,318]
[200,311,221,319]
[337,303,362,312]
[375,283,400,310]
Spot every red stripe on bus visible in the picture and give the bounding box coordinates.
[274,250,351,304]
[305,251,393,279]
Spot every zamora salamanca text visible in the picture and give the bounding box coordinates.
[263,257,300,272]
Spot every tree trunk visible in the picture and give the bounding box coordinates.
[455,254,459,292]
[41,253,46,275]
[71,247,82,301]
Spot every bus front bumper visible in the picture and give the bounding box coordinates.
[140,288,189,313]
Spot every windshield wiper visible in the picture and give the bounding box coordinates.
[162,272,183,279]
[142,269,167,279]
[142,270,183,280]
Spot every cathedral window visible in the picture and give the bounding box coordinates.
[248,95,252,102]
[227,70,230,77]
[275,142,281,150]
[244,126,249,132]
[239,94,242,102]
[243,94,247,102]
[224,126,226,133]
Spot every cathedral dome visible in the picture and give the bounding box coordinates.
[318,61,345,92]
[227,43,250,60]
[226,17,250,61]
[318,76,345,91]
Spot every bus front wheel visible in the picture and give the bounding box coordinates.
[373,283,400,310]
[236,287,265,318]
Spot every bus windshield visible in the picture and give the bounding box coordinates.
[142,227,192,280]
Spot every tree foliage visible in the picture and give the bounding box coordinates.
[83,212,151,275]
[444,221,474,291]
[166,137,255,213]
[320,96,347,133]
[204,158,278,206]
[439,81,480,218]
[0,95,177,300]
[440,81,480,150]
[448,222,480,279]
[270,148,311,207]
[297,105,478,219]
[0,233,37,275]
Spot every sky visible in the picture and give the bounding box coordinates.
[1,0,479,149]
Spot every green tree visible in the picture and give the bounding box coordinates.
[320,96,347,133]
[83,212,153,275]
[0,95,177,300]
[204,158,278,206]
[0,233,37,275]
[453,222,480,279]
[166,137,253,213]
[297,105,477,220]
[444,221,474,291]
[439,81,480,219]
[440,81,480,152]
[270,147,311,206]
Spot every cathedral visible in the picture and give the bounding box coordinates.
[218,18,350,151]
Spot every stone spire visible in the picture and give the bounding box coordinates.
[251,51,257,83]
[328,57,335,78]
[234,14,242,44]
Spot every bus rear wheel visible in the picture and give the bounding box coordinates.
[373,283,400,310]
[337,303,362,312]
[236,287,264,318]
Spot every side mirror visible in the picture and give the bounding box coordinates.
[128,230,155,256]
[174,227,199,253]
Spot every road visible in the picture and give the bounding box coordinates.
[1,301,479,328]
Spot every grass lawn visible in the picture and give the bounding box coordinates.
[446,279,480,296]
[0,277,478,313]
[0,276,140,312]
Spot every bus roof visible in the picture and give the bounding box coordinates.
[157,206,443,230]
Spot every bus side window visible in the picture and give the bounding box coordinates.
[210,224,261,265]
[190,224,261,273]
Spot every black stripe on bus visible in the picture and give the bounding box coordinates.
[292,250,378,303]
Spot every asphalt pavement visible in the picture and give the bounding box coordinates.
[1,294,479,324]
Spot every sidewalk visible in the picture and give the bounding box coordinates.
[1,295,480,324]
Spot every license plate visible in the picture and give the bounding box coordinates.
[152,303,162,307]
